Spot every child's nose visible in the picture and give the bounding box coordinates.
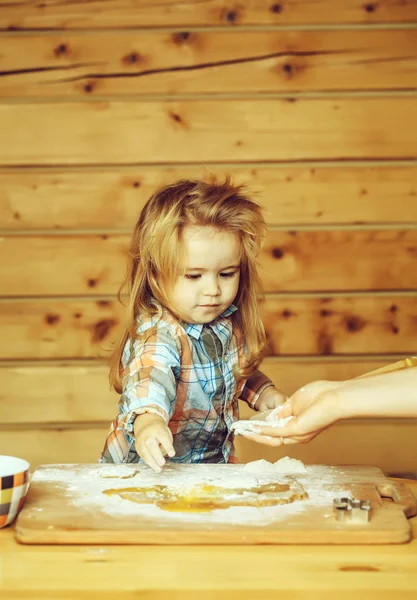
[203,278,220,296]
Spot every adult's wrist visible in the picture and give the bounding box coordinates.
[321,387,352,423]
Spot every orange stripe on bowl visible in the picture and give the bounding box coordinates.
[13,472,25,487]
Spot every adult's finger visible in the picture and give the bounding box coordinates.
[256,420,300,438]
[238,431,300,447]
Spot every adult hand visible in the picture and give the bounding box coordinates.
[242,380,343,446]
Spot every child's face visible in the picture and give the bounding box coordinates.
[166,225,241,324]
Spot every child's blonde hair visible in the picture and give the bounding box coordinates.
[110,177,267,393]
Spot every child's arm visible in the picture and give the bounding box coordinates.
[102,325,180,470]
[239,369,287,412]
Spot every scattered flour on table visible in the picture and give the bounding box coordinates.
[31,460,350,526]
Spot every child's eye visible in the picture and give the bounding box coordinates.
[220,271,237,278]
[185,274,201,280]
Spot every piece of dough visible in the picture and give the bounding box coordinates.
[231,415,294,436]
[99,466,140,479]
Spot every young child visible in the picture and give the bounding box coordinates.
[100,178,287,472]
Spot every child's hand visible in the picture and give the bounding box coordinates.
[134,413,175,473]
[254,386,287,413]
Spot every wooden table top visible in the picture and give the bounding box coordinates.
[1,479,417,600]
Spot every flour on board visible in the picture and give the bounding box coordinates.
[29,460,348,526]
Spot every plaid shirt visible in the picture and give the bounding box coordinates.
[100,304,273,464]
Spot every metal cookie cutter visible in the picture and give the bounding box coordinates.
[333,497,372,523]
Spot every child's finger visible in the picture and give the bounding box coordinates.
[155,426,175,457]
[276,390,289,404]
[143,437,166,472]
[141,449,163,473]
[146,437,167,466]
[158,435,176,458]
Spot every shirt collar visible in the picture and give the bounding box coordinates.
[182,304,238,340]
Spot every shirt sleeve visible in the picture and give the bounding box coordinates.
[239,369,274,410]
[100,322,182,463]
[118,323,181,432]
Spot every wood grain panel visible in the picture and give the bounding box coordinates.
[0,358,393,424]
[1,229,416,296]
[0,298,124,360]
[1,0,417,29]
[1,421,416,472]
[0,427,108,467]
[261,229,417,293]
[258,357,400,392]
[2,166,417,230]
[1,98,416,165]
[1,30,416,97]
[263,295,417,356]
[0,234,128,296]
[0,295,415,359]
[0,363,117,424]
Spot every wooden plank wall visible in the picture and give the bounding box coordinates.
[0,1,416,473]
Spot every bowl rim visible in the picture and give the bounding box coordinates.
[0,455,30,477]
